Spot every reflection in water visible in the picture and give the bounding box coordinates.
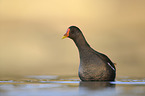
[79,81,116,96]
[1,76,145,96]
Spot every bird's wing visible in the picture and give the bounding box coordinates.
[94,50,116,71]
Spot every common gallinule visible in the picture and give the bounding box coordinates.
[62,26,116,81]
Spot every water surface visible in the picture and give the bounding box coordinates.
[0,75,145,96]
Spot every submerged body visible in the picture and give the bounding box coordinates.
[63,26,116,81]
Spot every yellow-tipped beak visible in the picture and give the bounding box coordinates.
[62,28,70,39]
[62,36,67,39]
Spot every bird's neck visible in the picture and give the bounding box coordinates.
[72,34,90,52]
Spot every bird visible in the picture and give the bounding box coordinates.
[62,26,116,81]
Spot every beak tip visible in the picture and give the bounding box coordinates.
[62,36,67,39]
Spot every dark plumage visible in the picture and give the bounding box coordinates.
[62,26,116,81]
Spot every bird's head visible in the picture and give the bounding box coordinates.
[62,26,82,40]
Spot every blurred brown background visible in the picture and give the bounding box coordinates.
[0,0,145,78]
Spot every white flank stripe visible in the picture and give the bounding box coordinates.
[107,62,115,71]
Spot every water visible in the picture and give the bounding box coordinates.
[0,75,145,96]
